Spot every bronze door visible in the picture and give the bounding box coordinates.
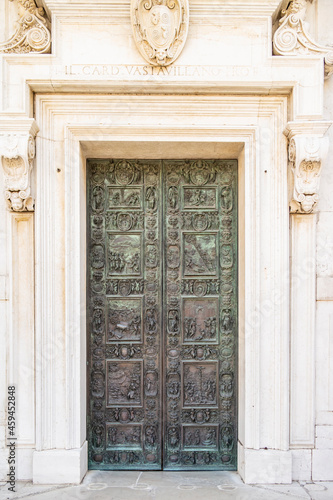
[87,159,237,471]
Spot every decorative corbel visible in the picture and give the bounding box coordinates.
[284,122,332,214]
[0,0,51,54]
[273,0,333,78]
[0,125,38,211]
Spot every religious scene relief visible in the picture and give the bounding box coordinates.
[88,159,237,469]
[183,363,218,407]
[109,188,142,209]
[183,188,217,209]
[108,234,142,275]
[183,426,218,449]
[107,361,142,406]
[184,234,218,276]
[106,424,142,449]
[183,299,219,343]
[107,298,142,342]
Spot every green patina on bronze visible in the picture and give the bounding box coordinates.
[87,159,238,470]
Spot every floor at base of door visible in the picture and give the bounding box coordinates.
[1,472,333,500]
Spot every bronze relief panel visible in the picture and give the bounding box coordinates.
[87,159,162,470]
[87,159,237,471]
[163,159,238,471]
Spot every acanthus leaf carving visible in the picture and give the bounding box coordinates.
[131,0,189,67]
[0,128,38,211]
[0,0,51,54]
[285,131,330,214]
[273,0,333,78]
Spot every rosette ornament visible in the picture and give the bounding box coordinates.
[0,0,51,54]
[273,0,333,78]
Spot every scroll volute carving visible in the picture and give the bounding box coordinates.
[0,132,36,211]
[0,0,51,54]
[273,0,333,78]
[287,135,329,214]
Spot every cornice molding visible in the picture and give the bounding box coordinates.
[38,0,283,17]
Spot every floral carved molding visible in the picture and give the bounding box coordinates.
[131,0,189,66]
[0,0,51,54]
[273,0,333,78]
[0,128,38,212]
[284,123,331,214]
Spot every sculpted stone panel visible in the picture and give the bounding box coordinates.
[273,0,333,78]
[0,0,51,54]
[0,131,37,211]
[284,127,330,213]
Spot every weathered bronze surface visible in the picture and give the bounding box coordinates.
[87,159,237,470]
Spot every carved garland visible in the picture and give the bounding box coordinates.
[0,0,51,54]
[0,133,36,211]
[273,0,333,78]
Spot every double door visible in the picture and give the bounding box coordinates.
[87,159,237,470]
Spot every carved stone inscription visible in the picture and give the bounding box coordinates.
[88,159,237,471]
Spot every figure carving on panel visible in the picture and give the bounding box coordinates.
[145,426,157,447]
[168,186,178,209]
[220,373,233,399]
[146,186,157,211]
[184,364,217,406]
[221,186,233,212]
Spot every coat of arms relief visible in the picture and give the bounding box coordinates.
[131,0,189,66]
